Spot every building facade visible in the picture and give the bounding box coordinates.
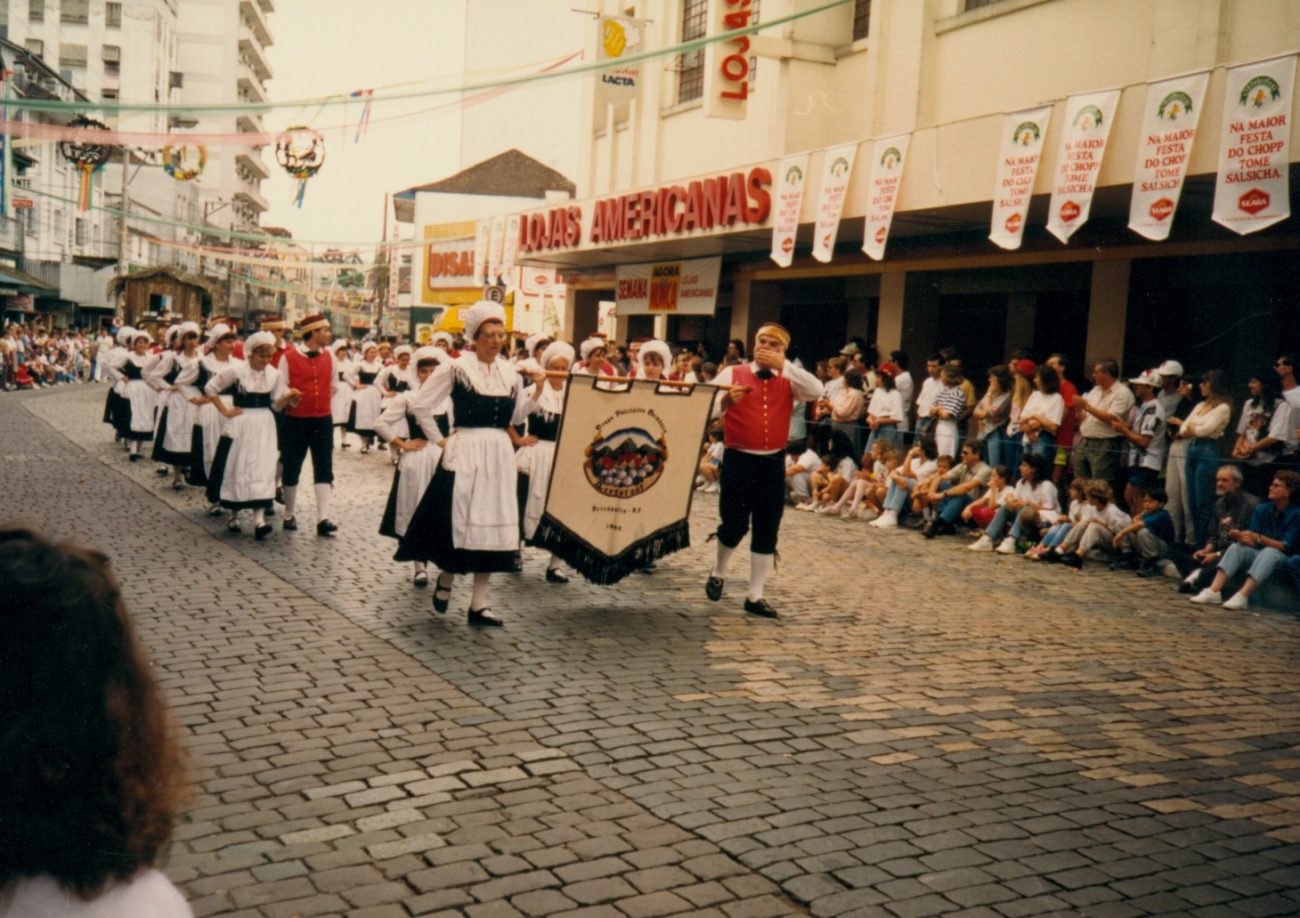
[513,0,1299,386]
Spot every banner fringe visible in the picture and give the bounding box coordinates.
[535,515,690,586]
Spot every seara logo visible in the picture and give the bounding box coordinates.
[583,427,667,498]
[1238,188,1270,215]
[1149,197,1175,221]
[830,156,850,178]
[1013,121,1041,147]
[874,225,888,244]
[1073,105,1104,130]
[1059,200,1081,223]
[1004,212,1023,234]
[880,147,902,169]
[780,236,794,254]
[1158,91,1194,121]
[785,164,803,185]
[1240,75,1281,108]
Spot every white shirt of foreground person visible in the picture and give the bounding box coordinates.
[1,869,192,917]
[710,359,824,453]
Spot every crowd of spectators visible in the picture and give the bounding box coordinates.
[1,322,110,390]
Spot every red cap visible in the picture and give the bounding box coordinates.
[1012,358,1037,379]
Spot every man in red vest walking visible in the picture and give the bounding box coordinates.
[706,323,823,617]
[278,314,339,536]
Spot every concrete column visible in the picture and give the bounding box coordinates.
[1004,292,1037,359]
[892,272,940,367]
[729,277,781,344]
[653,315,668,340]
[1084,259,1130,369]
[570,289,604,344]
[877,272,906,354]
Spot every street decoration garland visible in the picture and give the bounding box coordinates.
[162,143,207,181]
[275,125,325,208]
[57,115,114,212]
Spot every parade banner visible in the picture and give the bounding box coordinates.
[536,377,715,583]
[500,214,521,288]
[488,215,506,284]
[811,143,857,263]
[1046,89,1121,244]
[770,153,809,267]
[595,16,644,105]
[472,219,490,285]
[1212,54,1296,235]
[861,133,910,260]
[989,105,1053,250]
[615,256,721,315]
[1128,71,1210,241]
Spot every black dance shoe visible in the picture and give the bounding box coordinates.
[432,576,453,614]
[744,598,779,619]
[282,516,298,531]
[468,607,504,627]
[545,567,569,584]
[275,486,285,504]
[254,524,273,541]
[316,519,338,537]
[706,576,724,602]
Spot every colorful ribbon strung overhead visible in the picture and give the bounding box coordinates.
[274,126,325,208]
[350,89,374,143]
[1,69,12,218]
[57,116,114,213]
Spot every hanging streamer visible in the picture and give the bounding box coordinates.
[274,126,326,208]
[1,68,12,217]
[351,89,374,142]
[57,115,115,213]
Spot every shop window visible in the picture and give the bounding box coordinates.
[677,0,707,104]
[852,0,871,41]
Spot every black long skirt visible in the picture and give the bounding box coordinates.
[205,435,272,511]
[394,462,515,573]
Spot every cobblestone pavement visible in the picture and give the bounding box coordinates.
[6,384,1300,918]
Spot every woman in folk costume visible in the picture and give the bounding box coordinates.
[377,346,448,587]
[397,301,541,627]
[105,329,160,462]
[575,336,616,376]
[188,324,243,503]
[635,339,672,382]
[204,331,299,540]
[346,342,385,453]
[516,333,550,375]
[101,325,133,443]
[330,339,356,449]
[516,340,575,584]
[430,330,456,356]
[147,321,204,490]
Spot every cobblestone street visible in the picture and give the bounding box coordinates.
[5,384,1300,918]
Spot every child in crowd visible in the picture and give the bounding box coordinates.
[911,454,955,523]
[827,441,898,520]
[784,440,821,504]
[1026,477,1089,561]
[798,433,857,511]
[871,440,940,529]
[1110,487,1175,576]
[961,463,1013,532]
[696,428,724,493]
[1054,479,1133,570]
[968,453,1060,554]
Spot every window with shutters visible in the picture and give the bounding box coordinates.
[852,0,871,40]
[106,2,122,28]
[29,1,45,23]
[60,0,88,25]
[58,43,88,68]
[676,0,707,105]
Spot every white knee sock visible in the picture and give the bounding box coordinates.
[314,483,331,521]
[413,561,426,575]
[470,572,490,610]
[283,485,298,518]
[748,553,775,602]
[253,507,266,527]
[712,542,735,579]
[547,553,562,571]
[275,460,283,488]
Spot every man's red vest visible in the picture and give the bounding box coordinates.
[723,364,794,452]
[282,346,333,418]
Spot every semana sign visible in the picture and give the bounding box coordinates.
[595,16,644,104]
[811,143,858,263]
[1128,71,1210,241]
[615,256,721,316]
[1046,90,1121,244]
[1212,54,1296,235]
[989,106,1053,250]
[861,133,910,261]
[535,377,715,583]
[770,154,809,267]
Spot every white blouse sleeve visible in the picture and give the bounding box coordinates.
[411,363,456,433]
[205,365,239,397]
[143,352,174,391]
[374,393,408,442]
[511,376,539,427]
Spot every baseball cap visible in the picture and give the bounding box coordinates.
[1157,360,1184,378]
[1128,370,1162,388]
[839,343,860,356]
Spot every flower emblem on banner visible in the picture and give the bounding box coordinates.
[1073,105,1105,130]
[583,427,668,498]
[1239,75,1281,107]
[1157,91,1194,121]
[784,164,803,184]
[1012,121,1041,146]
[879,147,902,169]
[275,126,326,208]
[830,156,851,177]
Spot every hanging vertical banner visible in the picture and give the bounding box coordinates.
[702,0,756,120]
[1128,70,1211,241]
[595,16,644,105]
[488,215,506,284]
[861,133,911,261]
[1045,89,1121,244]
[473,218,491,285]
[810,143,857,263]
[989,106,1053,251]
[500,214,521,288]
[0,69,12,218]
[1212,53,1296,236]
[769,153,809,267]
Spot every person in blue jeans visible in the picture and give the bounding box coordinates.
[1110,487,1176,576]
[923,442,992,539]
[1190,472,1300,610]
[1180,370,1234,546]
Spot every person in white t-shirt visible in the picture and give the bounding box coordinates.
[913,353,944,442]
[784,441,821,504]
[888,351,914,434]
[1054,479,1132,569]
[968,453,1061,553]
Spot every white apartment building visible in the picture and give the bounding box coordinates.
[513,0,1300,388]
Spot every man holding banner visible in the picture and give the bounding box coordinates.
[707,324,824,618]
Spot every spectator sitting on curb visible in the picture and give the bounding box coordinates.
[1173,464,1261,593]
[1110,487,1176,576]
[1190,471,1300,610]
[1055,479,1133,570]
[923,442,992,539]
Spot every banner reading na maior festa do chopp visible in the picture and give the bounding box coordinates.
[861,133,910,261]
[1046,89,1121,244]
[1212,53,1296,235]
[770,154,809,267]
[989,106,1053,250]
[1128,70,1210,241]
[811,143,858,263]
[535,377,716,584]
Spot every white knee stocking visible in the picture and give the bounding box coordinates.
[748,553,775,602]
[283,485,298,519]
[314,483,331,521]
[712,542,735,579]
[470,572,490,610]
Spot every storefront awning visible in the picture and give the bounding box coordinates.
[0,266,58,294]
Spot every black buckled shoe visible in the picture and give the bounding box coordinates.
[706,576,724,602]
[432,576,453,614]
[282,516,298,531]
[744,598,779,619]
[545,567,569,584]
[468,607,504,627]
[254,524,273,541]
[274,486,285,505]
[316,519,339,537]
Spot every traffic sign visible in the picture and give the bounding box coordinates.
[483,284,505,304]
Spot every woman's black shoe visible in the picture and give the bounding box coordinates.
[432,576,453,614]
[744,598,779,619]
[316,519,339,537]
[254,524,273,541]
[545,568,569,584]
[706,576,724,601]
[468,607,503,627]
[1061,552,1084,570]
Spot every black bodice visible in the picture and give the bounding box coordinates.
[234,391,272,409]
[121,362,143,380]
[434,413,451,438]
[529,411,561,442]
[359,371,378,385]
[163,363,181,385]
[195,364,212,390]
[393,380,410,393]
[450,376,516,430]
